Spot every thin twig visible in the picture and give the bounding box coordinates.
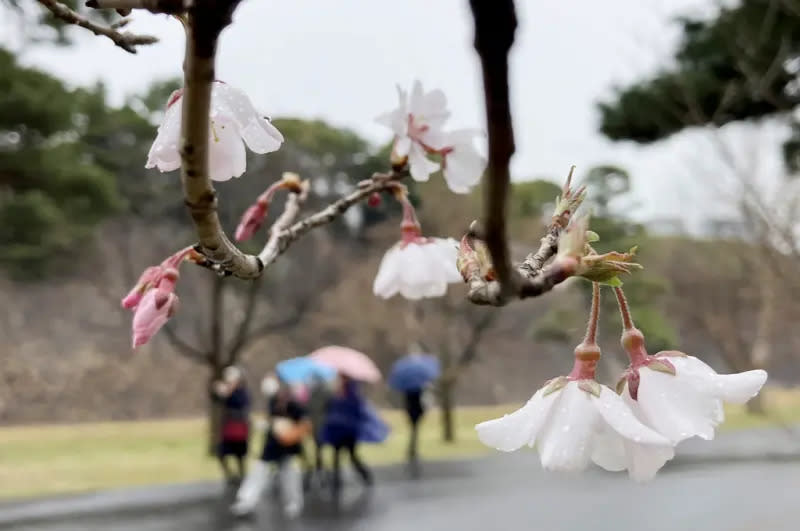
[257,182,310,265]
[258,170,406,268]
[86,0,185,13]
[38,0,158,53]
[162,322,207,363]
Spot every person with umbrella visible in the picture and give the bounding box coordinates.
[230,371,311,518]
[274,356,336,490]
[321,375,385,493]
[389,352,441,468]
[309,346,387,495]
[211,365,251,484]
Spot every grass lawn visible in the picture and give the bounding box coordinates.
[1,388,798,500]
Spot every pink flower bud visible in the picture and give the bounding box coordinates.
[367,192,382,208]
[235,203,267,242]
[131,287,179,349]
[121,266,162,310]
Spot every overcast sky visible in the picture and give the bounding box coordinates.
[12,0,779,230]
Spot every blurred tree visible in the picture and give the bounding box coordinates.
[0,48,121,279]
[597,0,800,168]
[601,4,800,262]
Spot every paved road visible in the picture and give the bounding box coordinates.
[7,452,800,531]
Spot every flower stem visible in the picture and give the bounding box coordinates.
[613,286,634,331]
[584,282,600,345]
[393,188,422,242]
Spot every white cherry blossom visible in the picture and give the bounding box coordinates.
[618,351,768,444]
[146,82,284,182]
[376,81,486,193]
[372,237,461,300]
[476,379,674,481]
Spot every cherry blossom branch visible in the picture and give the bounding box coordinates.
[258,170,407,268]
[465,0,578,306]
[176,0,266,279]
[257,182,310,267]
[469,0,518,299]
[86,0,185,13]
[460,168,584,306]
[37,0,158,53]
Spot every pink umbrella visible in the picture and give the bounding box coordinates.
[309,346,381,383]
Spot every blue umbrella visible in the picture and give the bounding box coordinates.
[388,353,441,392]
[276,356,336,384]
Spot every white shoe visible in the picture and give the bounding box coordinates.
[230,500,255,516]
[284,502,302,519]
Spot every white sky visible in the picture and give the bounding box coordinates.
[11,0,782,231]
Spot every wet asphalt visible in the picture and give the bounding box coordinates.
[6,451,800,531]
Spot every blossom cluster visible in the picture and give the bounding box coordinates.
[124,80,485,345]
[476,287,767,481]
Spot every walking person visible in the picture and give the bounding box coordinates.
[322,375,386,494]
[230,372,311,518]
[388,351,441,473]
[306,373,332,484]
[212,365,250,484]
[403,387,426,466]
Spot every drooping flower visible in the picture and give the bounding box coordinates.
[376,81,486,193]
[372,189,461,299]
[476,284,674,481]
[146,82,284,181]
[612,287,767,444]
[373,237,461,299]
[616,329,767,444]
[122,246,201,349]
[476,378,674,481]
[439,129,486,193]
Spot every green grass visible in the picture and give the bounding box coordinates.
[1,389,798,499]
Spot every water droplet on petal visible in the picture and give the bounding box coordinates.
[633,436,641,443]
[562,425,571,432]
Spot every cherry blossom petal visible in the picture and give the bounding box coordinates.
[211,82,283,153]
[408,80,450,128]
[394,136,412,158]
[146,97,183,172]
[407,142,439,182]
[537,383,600,472]
[372,245,403,298]
[668,356,767,405]
[442,129,486,193]
[476,388,558,452]
[622,439,675,482]
[624,368,718,444]
[208,118,246,182]
[593,386,670,446]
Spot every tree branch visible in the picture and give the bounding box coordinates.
[38,0,158,53]
[258,170,406,268]
[86,0,185,13]
[223,186,309,363]
[162,322,207,363]
[469,0,518,299]
[178,0,264,279]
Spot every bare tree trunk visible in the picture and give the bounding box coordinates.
[440,377,456,443]
[207,365,224,457]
